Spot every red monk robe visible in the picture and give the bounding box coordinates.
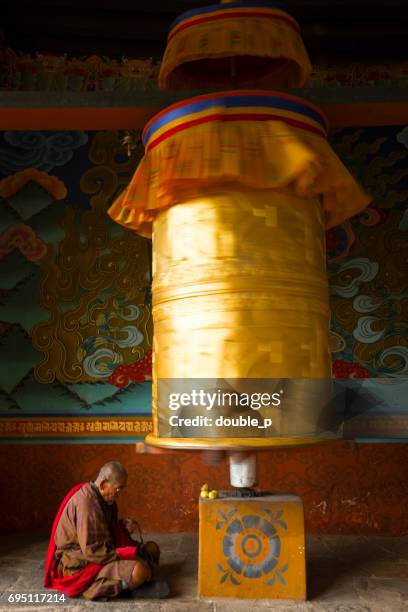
[44,482,139,599]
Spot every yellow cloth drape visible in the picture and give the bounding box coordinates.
[108,117,371,237]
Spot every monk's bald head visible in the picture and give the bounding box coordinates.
[96,461,127,483]
[95,461,128,504]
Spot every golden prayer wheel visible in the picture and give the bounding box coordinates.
[109,5,372,579]
[108,1,370,455]
[108,91,370,450]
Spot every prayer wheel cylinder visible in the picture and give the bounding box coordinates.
[107,90,370,449]
[150,188,332,447]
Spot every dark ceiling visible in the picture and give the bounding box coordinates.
[3,0,408,63]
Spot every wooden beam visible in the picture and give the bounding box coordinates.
[0,90,407,130]
[0,107,161,129]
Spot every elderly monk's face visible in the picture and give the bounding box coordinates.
[99,475,127,504]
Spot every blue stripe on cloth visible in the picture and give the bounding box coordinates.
[143,93,326,146]
[169,2,296,31]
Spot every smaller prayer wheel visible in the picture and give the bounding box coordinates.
[159,1,312,90]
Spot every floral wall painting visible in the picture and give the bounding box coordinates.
[0,125,407,441]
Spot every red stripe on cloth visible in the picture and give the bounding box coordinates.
[142,91,327,143]
[146,112,326,151]
[168,10,300,41]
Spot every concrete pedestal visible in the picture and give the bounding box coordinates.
[198,493,306,600]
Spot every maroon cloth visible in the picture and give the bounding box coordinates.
[44,483,138,597]
[116,546,138,560]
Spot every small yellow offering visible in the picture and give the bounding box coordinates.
[201,483,209,492]
[209,490,218,499]
[200,490,209,498]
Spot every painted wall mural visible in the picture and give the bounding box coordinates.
[327,125,408,438]
[0,125,407,441]
[0,130,153,441]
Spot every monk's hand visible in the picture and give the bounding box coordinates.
[122,517,140,534]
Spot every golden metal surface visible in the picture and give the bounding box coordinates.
[145,433,333,450]
[148,189,332,449]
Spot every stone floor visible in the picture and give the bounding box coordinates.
[0,532,407,612]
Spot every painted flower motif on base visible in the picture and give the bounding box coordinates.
[218,511,288,587]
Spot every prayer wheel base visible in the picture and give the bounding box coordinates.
[198,493,306,599]
[144,433,333,450]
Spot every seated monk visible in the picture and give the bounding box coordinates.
[44,461,169,600]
